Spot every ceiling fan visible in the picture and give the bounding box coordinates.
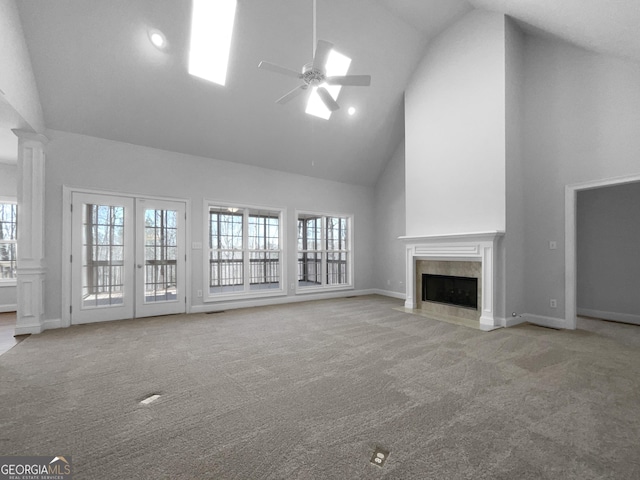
[257,0,371,112]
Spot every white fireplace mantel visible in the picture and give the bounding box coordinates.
[399,231,504,331]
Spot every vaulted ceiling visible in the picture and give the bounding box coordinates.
[12,0,640,185]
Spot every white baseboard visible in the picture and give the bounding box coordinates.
[370,289,406,300]
[43,318,62,330]
[577,308,640,326]
[0,304,17,313]
[522,313,567,330]
[503,315,527,328]
[190,289,379,314]
[14,322,42,335]
[13,318,62,335]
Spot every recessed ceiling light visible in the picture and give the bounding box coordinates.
[348,107,356,116]
[148,29,166,50]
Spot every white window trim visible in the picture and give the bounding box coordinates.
[203,199,286,302]
[295,210,354,295]
[0,198,18,286]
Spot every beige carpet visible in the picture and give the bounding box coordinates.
[1,295,640,479]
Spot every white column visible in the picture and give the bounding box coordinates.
[478,241,497,330]
[404,245,416,309]
[13,130,48,335]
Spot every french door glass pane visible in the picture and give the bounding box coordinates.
[144,209,178,303]
[82,203,125,308]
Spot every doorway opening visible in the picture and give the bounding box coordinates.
[565,173,640,329]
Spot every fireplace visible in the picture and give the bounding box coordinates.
[422,274,478,310]
[400,231,504,331]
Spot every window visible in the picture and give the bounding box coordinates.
[208,205,283,297]
[298,213,352,290]
[0,203,17,281]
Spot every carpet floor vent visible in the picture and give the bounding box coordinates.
[139,394,161,405]
[206,311,226,315]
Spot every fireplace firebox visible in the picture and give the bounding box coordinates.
[422,274,478,310]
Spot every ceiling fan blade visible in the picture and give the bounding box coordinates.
[316,86,340,112]
[276,85,308,105]
[325,75,371,87]
[312,40,333,71]
[258,61,302,79]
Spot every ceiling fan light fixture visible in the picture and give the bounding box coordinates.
[306,49,351,119]
[257,0,370,118]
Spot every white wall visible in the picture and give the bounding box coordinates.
[0,162,17,311]
[522,36,640,321]
[405,9,506,237]
[576,182,640,323]
[43,130,376,322]
[503,18,525,320]
[373,140,406,297]
[0,0,44,132]
[0,162,17,196]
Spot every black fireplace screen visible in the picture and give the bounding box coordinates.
[422,274,478,309]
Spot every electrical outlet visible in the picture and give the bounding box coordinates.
[197,290,202,298]
[290,283,295,290]
[550,299,557,308]
[370,446,390,467]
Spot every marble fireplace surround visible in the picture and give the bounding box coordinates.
[400,231,504,331]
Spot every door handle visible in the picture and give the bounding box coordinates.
[137,264,143,269]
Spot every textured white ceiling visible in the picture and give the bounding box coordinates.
[16,0,445,186]
[376,0,472,38]
[470,0,640,64]
[13,0,640,185]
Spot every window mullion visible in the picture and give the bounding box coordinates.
[243,209,249,291]
[321,217,327,286]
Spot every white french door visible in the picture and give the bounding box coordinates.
[135,198,186,318]
[71,192,186,324]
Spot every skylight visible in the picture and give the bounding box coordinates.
[306,49,352,120]
[188,0,237,86]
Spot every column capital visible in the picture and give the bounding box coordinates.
[12,129,49,144]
